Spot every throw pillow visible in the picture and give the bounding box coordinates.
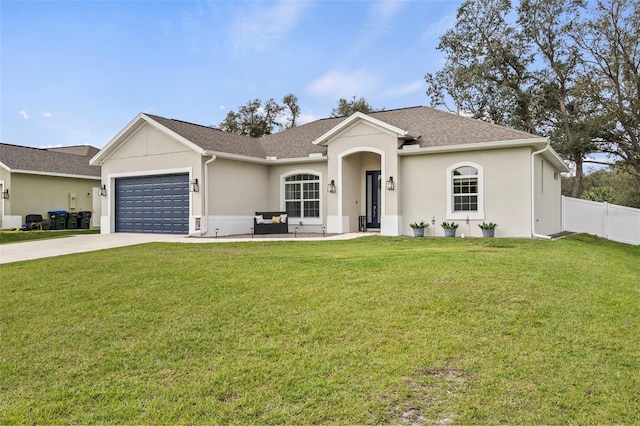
[271,215,281,224]
[255,215,264,224]
[280,214,288,223]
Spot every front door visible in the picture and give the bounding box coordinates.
[366,170,381,229]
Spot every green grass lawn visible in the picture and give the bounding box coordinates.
[0,229,99,244]
[1,235,638,424]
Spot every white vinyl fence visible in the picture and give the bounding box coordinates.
[562,196,640,245]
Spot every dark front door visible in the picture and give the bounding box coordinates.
[366,170,381,229]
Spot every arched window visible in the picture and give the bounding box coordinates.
[283,173,320,220]
[447,162,484,220]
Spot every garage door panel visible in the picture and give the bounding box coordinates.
[115,174,189,234]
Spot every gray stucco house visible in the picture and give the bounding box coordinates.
[0,144,101,229]
[91,106,569,237]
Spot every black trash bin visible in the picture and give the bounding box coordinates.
[67,212,79,229]
[48,210,68,230]
[77,211,92,229]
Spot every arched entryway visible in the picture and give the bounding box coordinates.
[334,149,384,233]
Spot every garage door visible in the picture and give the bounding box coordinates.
[115,174,189,234]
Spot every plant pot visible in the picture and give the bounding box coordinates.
[412,228,425,237]
[444,228,457,237]
[481,228,495,238]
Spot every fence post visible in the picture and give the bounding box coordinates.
[604,202,609,241]
[561,195,566,232]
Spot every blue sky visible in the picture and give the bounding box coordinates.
[1,0,463,149]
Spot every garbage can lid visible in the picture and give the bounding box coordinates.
[49,210,68,214]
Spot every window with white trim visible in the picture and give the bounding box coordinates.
[284,174,320,219]
[453,166,478,211]
[447,162,484,220]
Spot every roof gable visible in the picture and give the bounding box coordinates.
[91,113,209,166]
[312,111,419,146]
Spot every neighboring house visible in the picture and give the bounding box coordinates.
[0,143,102,229]
[91,106,569,238]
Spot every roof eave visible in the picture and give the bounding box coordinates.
[398,137,548,154]
[211,151,327,165]
[8,169,101,180]
[399,137,569,172]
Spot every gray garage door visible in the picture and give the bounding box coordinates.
[115,174,189,234]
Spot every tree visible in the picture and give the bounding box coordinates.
[563,163,640,207]
[518,0,599,196]
[329,96,383,117]
[282,93,300,129]
[424,0,606,196]
[425,0,537,132]
[575,0,640,181]
[218,95,299,137]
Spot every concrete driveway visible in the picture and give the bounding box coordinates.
[0,232,367,265]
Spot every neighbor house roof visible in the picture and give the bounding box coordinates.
[0,143,101,179]
[93,106,566,169]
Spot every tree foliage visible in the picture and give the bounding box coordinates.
[563,163,640,208]
[329,96,383,117]
[576,0,640,180]
[218,94,300,137]
[425,0,640,196]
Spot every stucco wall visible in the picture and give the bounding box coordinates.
[207,158,269,215]
[400,147,533,238]
[6,173,99,223]
[534,155,563,235]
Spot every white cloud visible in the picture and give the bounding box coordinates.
[308,69,382,99]
[297,113,318,125]
[348,1,407,54]
[422,13,456,40]
[381,80,425,98]
[43,111,53,118]
[370,0,405,22]
[219,105,225,110]
[19,110,29,120]
[231,0,309,51]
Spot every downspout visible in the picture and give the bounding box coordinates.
[531,144,552,240]
[199,151,217,236]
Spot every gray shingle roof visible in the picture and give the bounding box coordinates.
[144,106,540,160]
[366,107,539,147]
[0,143,101,177]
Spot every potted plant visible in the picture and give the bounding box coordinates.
[409,220,429,237]
[440,221,459,237]
[479,222,498,237]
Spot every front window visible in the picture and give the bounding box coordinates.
[452,166,478,211]
[284,174,320,219]
[447,162,484,220]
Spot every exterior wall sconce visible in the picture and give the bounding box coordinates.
[99,185,107,196]
[386,176,395,190]
[327,179,336,193]
[1,189,9,199]
[190,178,199,192]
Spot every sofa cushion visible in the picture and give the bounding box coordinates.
[255,215,265,224]
[271,215,281,224]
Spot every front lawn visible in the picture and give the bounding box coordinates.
[1,235,638,424]
[0,229,99,244]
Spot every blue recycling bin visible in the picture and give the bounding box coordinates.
[48,210,68,230]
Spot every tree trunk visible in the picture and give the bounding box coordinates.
[571,157,584,198]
